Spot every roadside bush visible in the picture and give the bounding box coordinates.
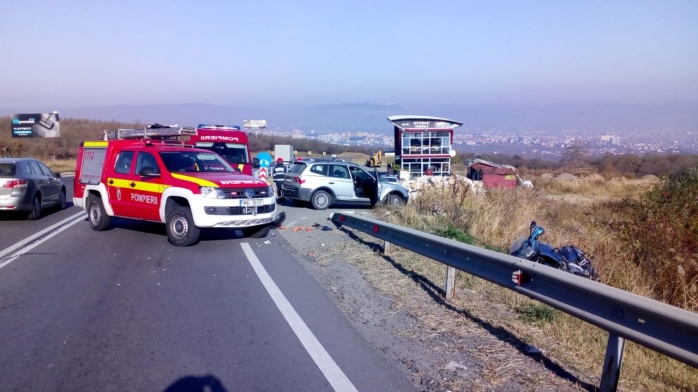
[617,166,698,310]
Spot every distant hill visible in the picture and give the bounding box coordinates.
[1,102,696,134]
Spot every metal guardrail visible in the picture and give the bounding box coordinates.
[330,212,698,392]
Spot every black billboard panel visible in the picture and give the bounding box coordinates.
[11,112,61,138]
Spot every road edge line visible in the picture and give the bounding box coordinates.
[0,212,86,268]
[240,242,358,392]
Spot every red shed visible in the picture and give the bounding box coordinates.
[466,159,518,189]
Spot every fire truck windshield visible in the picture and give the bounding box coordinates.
[159,152,235,173]
[194,142,249,164]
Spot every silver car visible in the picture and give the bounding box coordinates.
[281,159,409,210]
[0,158,67,219]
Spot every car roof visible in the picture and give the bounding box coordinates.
[293,158,350,164]
[0,158,36,163]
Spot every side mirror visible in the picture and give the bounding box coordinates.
[252,158,260,169]
[139,167,160,177]
[54,172,61,178]
[529,221,537,236]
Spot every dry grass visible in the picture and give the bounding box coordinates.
[534,174,659,200]
[337,152,370,165]
[45,159,77,173]
[361,176,698,391]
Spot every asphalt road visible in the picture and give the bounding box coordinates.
[0,197,416,391]
[0,176,79,251]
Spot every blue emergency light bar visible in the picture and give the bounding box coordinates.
[197,124,241,130]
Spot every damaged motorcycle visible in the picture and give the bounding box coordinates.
[510,221,599,281]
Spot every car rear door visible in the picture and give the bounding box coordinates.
[36,161,61,204]
[26,161,53,205]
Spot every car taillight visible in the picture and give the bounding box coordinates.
[293,177,305,184]
[2,180,28,189]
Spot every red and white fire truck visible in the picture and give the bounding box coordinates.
[73,125,284,246]
[187,124,255,176]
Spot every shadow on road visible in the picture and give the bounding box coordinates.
[277,197,370,211]
[107,218,272,242]
[163,374,228,392]
[0,202,74,221]
[340,228,598,392]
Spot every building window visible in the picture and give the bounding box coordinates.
[401,132,450,155]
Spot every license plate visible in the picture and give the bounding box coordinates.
[240,199,263,207]
[242,207,257,215]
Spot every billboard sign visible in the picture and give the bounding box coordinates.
[11,112,60,138]
[243,120,267,130]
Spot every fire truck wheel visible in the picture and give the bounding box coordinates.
[166,207,201,247]
[88,195,111,231]
[243,225,270,238]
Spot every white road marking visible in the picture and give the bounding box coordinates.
[0,211,87,269]
[240,243,358,392]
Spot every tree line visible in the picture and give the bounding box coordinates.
[455,148,698,178]
[2,116,695,177]
[0,117,377,159]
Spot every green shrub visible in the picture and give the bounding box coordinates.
[516,304,557,324]
[618,166,698,310]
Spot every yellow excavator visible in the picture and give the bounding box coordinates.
[365,150,383,167]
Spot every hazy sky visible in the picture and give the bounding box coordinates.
[1,0,697,108]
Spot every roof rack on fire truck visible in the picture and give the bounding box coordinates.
[103,123,197,140]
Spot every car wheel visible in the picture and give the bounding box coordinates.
[243,225,270,238]
[88,195,111,231]
[310,190,331,210]
[58,188,67,210]
[27,195,42,220]
[166,206,200,247]
[386,193,405,206]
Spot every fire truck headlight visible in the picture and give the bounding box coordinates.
[200,186,225,199]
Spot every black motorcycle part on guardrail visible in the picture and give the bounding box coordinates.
[330,212,698,369]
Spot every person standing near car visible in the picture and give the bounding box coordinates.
[272,157,287,198]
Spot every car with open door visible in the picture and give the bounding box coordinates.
[281,159,409,210]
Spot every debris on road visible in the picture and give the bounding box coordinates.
[264,240,271,244]
[445,361,468,372]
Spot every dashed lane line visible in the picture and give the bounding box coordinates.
[240,242,358,392]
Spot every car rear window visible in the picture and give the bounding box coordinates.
[288,163,306,174]
[0,163,16,177]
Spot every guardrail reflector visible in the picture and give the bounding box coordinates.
[372,225,380,233]
[512,270,529,285]
[339,215,345,222]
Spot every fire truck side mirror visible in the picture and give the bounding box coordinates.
[252,158,260,169]
[139,167,160,178]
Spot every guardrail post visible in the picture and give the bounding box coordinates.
[600,333,626,392]
[444,266,457,301]
[383,240,391,255]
